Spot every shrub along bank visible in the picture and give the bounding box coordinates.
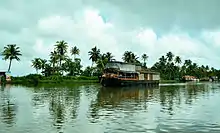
[10,74,99,85]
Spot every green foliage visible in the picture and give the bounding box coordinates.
[71,46,80,59]
[1,44,22,72]
[122,51,140,63]
[88,46,100,65]
[82,66,93,77]
[151,51,219,80]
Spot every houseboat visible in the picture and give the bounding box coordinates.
[99,61,160,87]
[182,75,199,82]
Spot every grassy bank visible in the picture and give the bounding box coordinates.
[8,74,188,86]
[10,74,99,85]
[159,80,180,84]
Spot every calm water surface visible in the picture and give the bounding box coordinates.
[0,83,220,133]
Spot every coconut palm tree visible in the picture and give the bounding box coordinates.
[31,58,42,74]
[122,51,139,63]
[166,51,174,62]
[1,44,22,72]
[70,46,80,60]
[184,59,192,67]
[96,54,108,71]
[105,52,114,62]
[142,54,148,67]
[40,59,47,70]
[55,40,68,67]
[175,56,181,65]
[88,46,100,67]
[49,50,59,68]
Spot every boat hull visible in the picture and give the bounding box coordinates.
[100,77,159,87]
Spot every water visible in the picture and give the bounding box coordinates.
[0,83,220,133]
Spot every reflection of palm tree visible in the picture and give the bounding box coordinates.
[44,85,81,131]
[0,87,17,126]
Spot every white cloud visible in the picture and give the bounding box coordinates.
[1,0,220,76]
[201,30,220,47]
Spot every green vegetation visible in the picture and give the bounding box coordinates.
[1,41,220,85]
[151,52,220,81]
[11,74,99,85]
[1,44,22,72]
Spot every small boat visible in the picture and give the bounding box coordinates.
[99,61,160,87]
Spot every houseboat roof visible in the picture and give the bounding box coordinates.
[0,71,6,75]
[107,61,142,66]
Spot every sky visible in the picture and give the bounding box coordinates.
[1,0,220,76]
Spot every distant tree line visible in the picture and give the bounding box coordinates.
[151,52,220,80]
[1,42,220,80]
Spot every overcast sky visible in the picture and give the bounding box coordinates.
[1,0,220,76]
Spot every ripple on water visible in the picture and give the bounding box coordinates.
[1,84,220,133]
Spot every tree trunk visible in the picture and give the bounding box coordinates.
[36,69,38,74]
[8,59,12,72]
[91,62,94,76]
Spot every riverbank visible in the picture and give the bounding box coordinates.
[9,74,99,85]
[4,74,205,85]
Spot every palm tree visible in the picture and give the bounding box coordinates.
[70,46,80,60]
[166,51,174,62]
[142,54,148,67]
[122,51,139,63]
[184,59,192,67]
[55,40,68,67]
[88,46,100,67]
[31,58,42,74]
[40,59,47,70]
[175,56,181,65]
[159,56,167,64]
[205,65,209,71]
[105,52,114,62]
[1,44,22,72]
[50,50,59,68]
[96,54,108,71]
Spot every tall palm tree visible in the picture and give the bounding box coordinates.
[2,44,22,72]
[105,52,114,62]
[205,65,209,71]
[166,51,174,62]
[40,59,47,70]
[184,59,192,67]
[31,58,42,74]
[70,46,80,60]
[175,56,181,65]
[122,51,139,63]
[55,40,68,67]
[88,46,100,67]
[142,54,148,67]
[96,54,108,71]
[159,56,167,64]
[50,50,59,68]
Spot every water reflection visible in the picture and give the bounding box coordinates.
[30,84,82,132]
[0,85,17,127]
[0,83,220,133]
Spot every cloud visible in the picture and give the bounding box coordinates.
[1,0,220,76]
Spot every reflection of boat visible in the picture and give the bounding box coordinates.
[99,61,160,87]
[96,87,159,106]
